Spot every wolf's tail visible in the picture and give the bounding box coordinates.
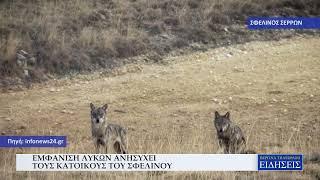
[113,140,127,154]
[241,137,256,154]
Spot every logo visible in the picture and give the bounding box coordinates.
[258,154,303,171]
[0,136,67,147]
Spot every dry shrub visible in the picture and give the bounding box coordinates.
[0,0,319,86]
[79,27,99,47]
[143,8,162,21]
[0,33,21,76]
[112,36,147,58]
[187,0,202,9]
[1,33,20,62]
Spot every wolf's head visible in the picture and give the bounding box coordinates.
[90,103,108,124]
[214,111,231,134]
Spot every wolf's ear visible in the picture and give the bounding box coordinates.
[215,111,220,119]
[102,104,108,111]
[225,112,230,119]
[90,103,95,111]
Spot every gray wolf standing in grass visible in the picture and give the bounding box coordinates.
[90,103,128,154]
[214,111,255,154]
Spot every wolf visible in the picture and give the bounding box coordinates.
[90,103,128,154]
[214,111,255,154]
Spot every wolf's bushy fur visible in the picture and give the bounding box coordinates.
[214,111,255,154]
[90,103,128,154]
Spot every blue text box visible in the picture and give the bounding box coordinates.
[0,136,67,147]
[247,17,320,29]
[258,154,303,171]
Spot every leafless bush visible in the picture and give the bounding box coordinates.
[0,0,319,86]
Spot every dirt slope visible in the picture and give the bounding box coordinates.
[0,36,319,179]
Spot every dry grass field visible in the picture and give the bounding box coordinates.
[1,0,319,86]
[0,36,319,179]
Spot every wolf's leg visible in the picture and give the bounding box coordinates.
[95,142,100,154]
[122,145,127,154]
[105,144,108,154]
[105,130,110,154]
[120,134,128,154]
[120,143,127,154]
[105,138,109,154]
[231,140,240,154]
[238,140,246,154]
[231,143,238,154]
[229,140,236,154]
[217,138,226,153]
[224,143,230,154]
[218,139,223,148]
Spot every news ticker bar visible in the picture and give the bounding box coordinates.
[247,17,320,29]
[16,154,303,171]
[0,136,66,147]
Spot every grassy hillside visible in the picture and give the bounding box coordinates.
[0,0,319,87]
[1,37,320,179]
